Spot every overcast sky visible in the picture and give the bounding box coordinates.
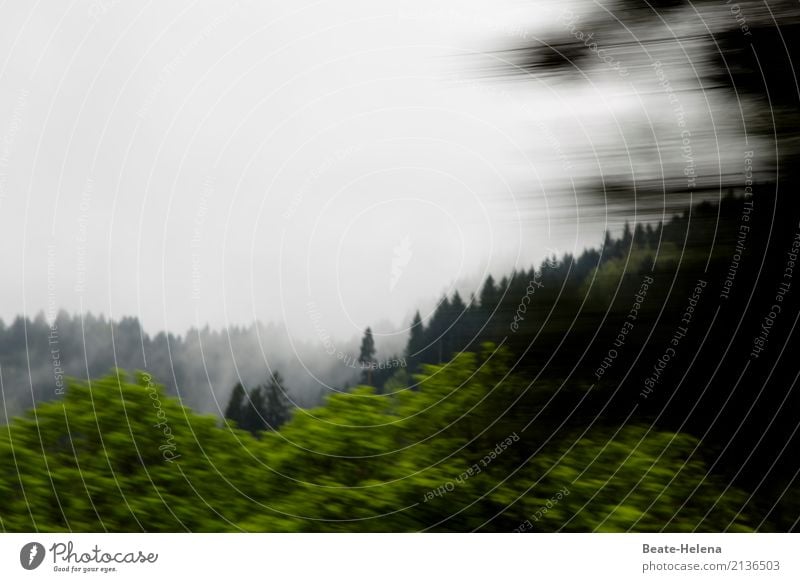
[0,0,754,345]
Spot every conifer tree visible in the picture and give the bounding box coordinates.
[358,327,377,384]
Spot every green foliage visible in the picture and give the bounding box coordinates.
[514,426,751,532]
[0,371,267,531]
[0,350,755,532]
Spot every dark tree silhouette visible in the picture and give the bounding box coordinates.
[479,275,498,310]
[358,327,377,385]
[406,311,425,373]
[262,372,292,430]
[223,373,292,434]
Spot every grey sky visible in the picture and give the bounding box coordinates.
[0,0,755,345]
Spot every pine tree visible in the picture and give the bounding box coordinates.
[428,296,451,363]
[480,275,498,310]
[449,291,467,354]
[243,385,266,434]
[262,372,292,430]
[358,327,377,385]
[406,311,425,373]
[622,221,633,249]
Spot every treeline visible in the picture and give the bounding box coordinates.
[219,326,403,432]
[2,191,799,530]
[391,190,800,530]
[0,314,358,418]
[401,200,725,376]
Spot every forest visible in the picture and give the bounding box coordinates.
[3,0,800,532]
[2,191,799,531]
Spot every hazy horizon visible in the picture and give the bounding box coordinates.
[0,0,711,345]
[0,0,762,355]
